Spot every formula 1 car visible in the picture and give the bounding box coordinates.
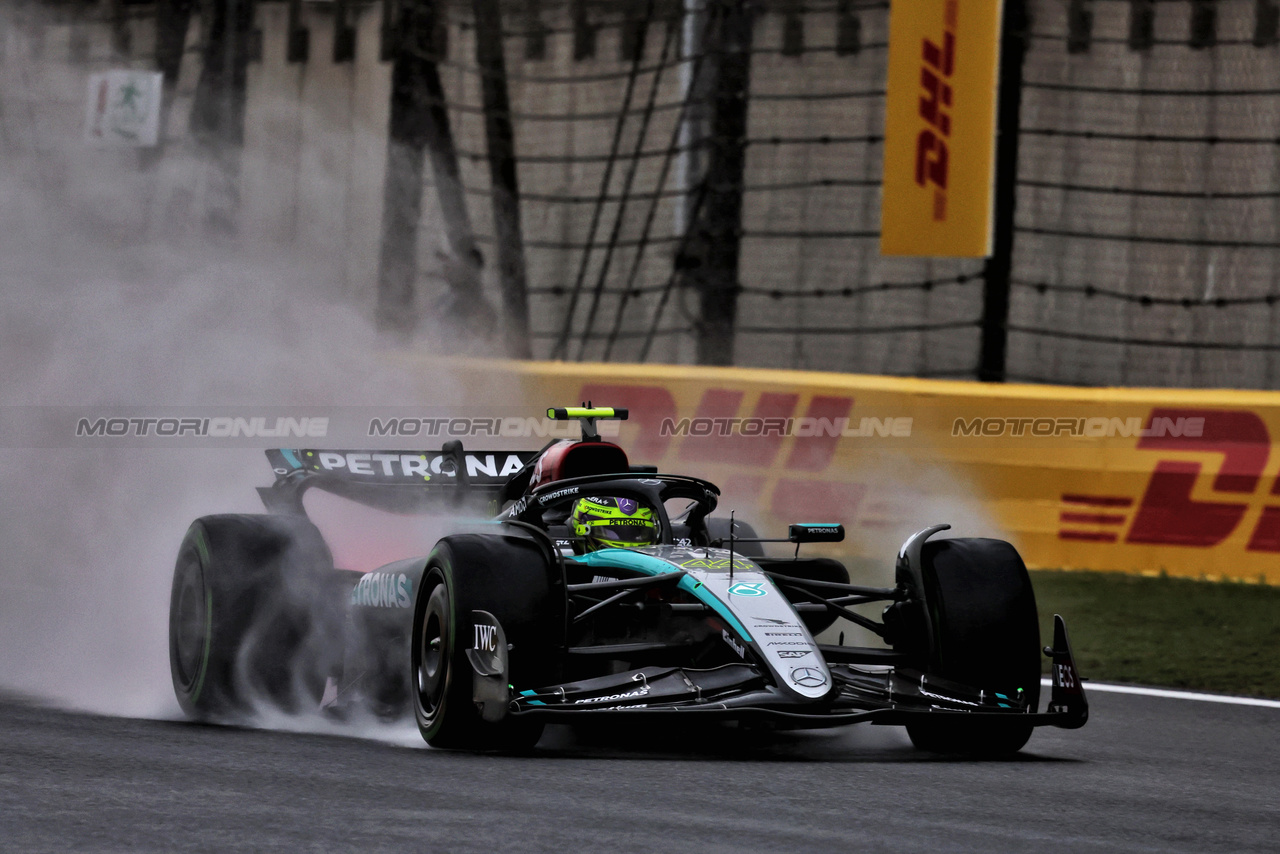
[168,406,1088,756]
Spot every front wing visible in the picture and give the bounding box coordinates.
[493,615,1089,730]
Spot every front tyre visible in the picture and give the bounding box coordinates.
[902,537,1040,757]
[411,535,559,750]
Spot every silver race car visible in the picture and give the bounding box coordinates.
[169,406,1087,755]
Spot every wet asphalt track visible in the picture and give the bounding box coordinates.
[1,689,1277,853]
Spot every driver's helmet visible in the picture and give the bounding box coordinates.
[570,496,659,551]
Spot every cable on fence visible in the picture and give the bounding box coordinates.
[549,0,655,360]
[520,177,880,205]
[639,175,712,361]
[751,89,884,102]
[1007,325,1280,351]
[475,233,685,251]
[1017,225,1280,250]
[735,319,981,336]
[738,273,980,299]
[1022,127,1280,145]
[529,274,981,301]
[1023,80,1280,97]
[1030,32,1261,47]
[1019,179,1280,200]
[531,282,672,297]
[742,229,880,240]
[1013,279,1280,308]
[627,5,730,362]
[576,7,679,360]
[600,12,723,360]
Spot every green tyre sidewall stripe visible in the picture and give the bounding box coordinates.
[419,557,455,742]
[186,526,213,707]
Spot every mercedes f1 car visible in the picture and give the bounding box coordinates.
[169,406,1088,755]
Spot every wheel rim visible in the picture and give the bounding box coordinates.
[172,554,208,691]
[416,581,450,724]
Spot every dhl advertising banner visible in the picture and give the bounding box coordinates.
[439,360,1280,584]
[881,0,1003,257]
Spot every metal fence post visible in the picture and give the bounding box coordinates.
[694,0,752,366]
[979,0,1028,382]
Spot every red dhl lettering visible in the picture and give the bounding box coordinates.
[915,0,958,221]
[1057,408,1280,551]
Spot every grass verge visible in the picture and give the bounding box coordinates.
[1031,569,1280,699]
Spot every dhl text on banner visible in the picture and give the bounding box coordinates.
[880,0,1003,257]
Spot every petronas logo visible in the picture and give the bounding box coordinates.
[728,582,767,597]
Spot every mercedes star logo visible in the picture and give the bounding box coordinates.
[790,667,828,689]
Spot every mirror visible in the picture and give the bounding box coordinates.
[788,523,845,543]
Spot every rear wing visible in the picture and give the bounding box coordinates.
[259,447,540,515]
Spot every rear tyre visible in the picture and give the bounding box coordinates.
[169,514,338,721]
[412,535,559,750]
[902,537,1040,757]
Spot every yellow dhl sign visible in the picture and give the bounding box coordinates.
[881,0,1003,257]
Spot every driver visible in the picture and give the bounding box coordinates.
[569,496,659,551]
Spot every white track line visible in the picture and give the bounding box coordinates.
[1039,678,1280,709]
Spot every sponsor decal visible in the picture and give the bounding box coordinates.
[350,572,412,609]
[721,629,747,659]
[751,616,790,625]
[790,667,828,689]
[316,451,525,480]
[474,623,497,653]
[680,558,756,571]
[538,486,580,505]
[764,631,804,637]
[768,641,809,648]
[727,582,768,597]
[777,650,810,659]
[617,498,639,514]
[573,687,650,705]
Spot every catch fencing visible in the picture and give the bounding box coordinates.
[5,0,1280,387]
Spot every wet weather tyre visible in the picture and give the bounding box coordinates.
[168,514,337,721]
[904,538,1040,757]
[412,535,559,751]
